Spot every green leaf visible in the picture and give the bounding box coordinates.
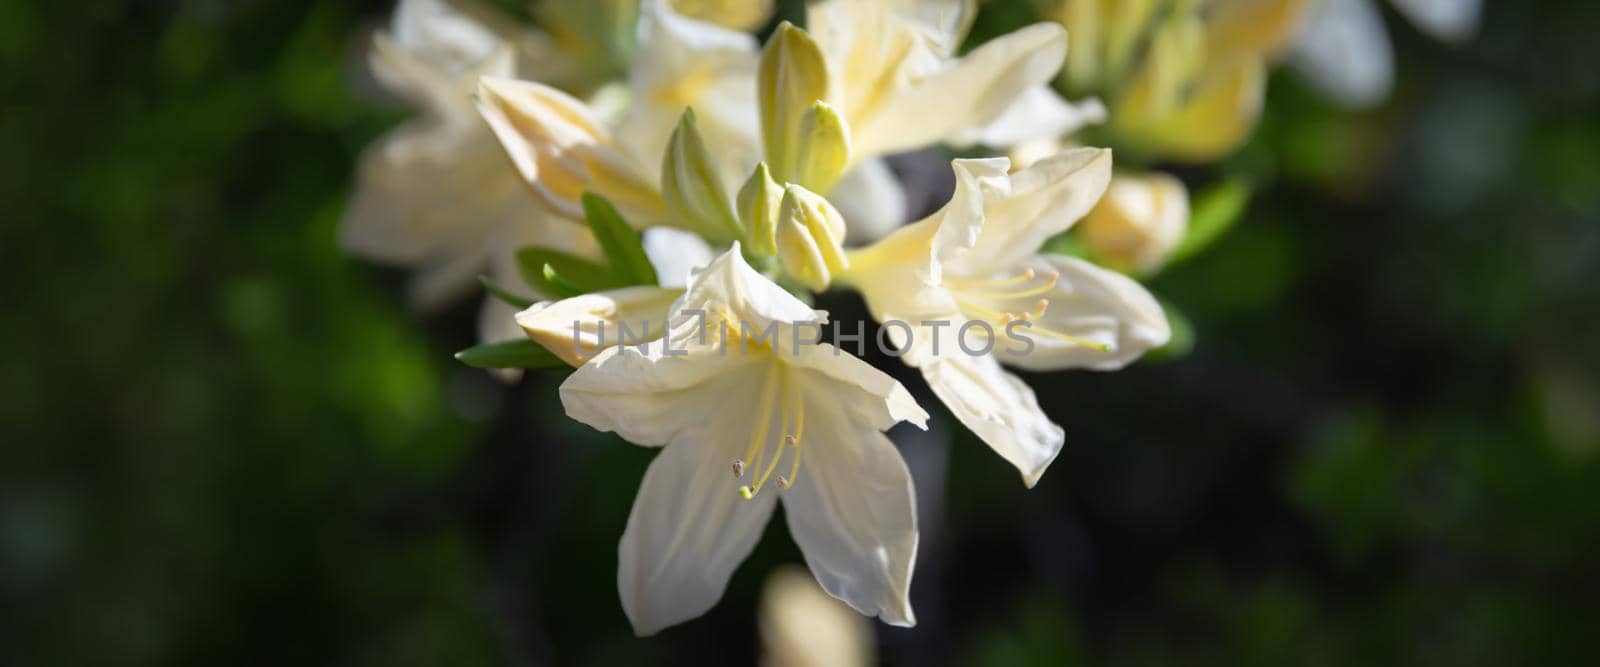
[516,247,620,298]
[454,339,564,369]
[1168,177,1252,267]
[479,275,534,309]
[581,192,658,286]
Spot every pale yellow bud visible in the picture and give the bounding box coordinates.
[793,101,850,193]
[775,184,849,292]
[515,286,683,366]
[758,22,830,185]
[661,108,744,242]
[1079,172,1189,273]
[738,162,785,257]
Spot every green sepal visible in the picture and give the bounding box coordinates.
[581,192,659,286]
[479,275,535,309]
[454,339,565,369]
[516,247,620,298]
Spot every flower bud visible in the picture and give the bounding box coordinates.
[775,184,849,292]
[515,286,684,366]
[661,108,744,242]
[757,22,829,185]
[1078,172,1189,273]
[738,162,784,257]
[476,76,664,223]
[793,101,850,193]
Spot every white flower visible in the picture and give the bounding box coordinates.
[342,0,600,360]
[614,0,764,189]
[561,246,928,635]
[805,0,1070,165]
[342,0,594,310]
[843,149,1169,486]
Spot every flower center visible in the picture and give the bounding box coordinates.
[732,361,805,499]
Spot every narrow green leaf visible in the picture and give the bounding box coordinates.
[454,339,564,369]
[581,192,658,286]
[1168,178,1252,267]
[516,246,620,297]
[479,275,535,309]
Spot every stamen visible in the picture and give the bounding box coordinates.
[737,361,782,489]
[946,267,1035,289]
[957,297,1111,351]
[979,271,1060,300]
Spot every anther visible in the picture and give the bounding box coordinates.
[777,476,791,490]
[731,459,745,478]
[738,485,755,500]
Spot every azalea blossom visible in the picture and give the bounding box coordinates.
[560,246,928,635]
[842,149,1169,485]
[341,0,595,312]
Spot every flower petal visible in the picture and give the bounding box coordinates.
[895,322,1064,487]
[616,0,761,179]
[1001,254,1170,372]
[780,396,919,626]
[619,422,779,635]
[850,23,1068,159]
[560,340,755,447]
[669,244,827,348]
[948,85,1106,149]
[517,286,684,366]
[947,147,1113,273]
[642,226,716,288]
[787,344,929,432]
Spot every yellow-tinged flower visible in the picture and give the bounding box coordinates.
[843,149,1169,486]
[341,0,597,324]
[804,0,1072,165]
[1078,171,1190,273]
[476,76,668,225]
[1045,0,1309,162]
[561,245,928,635]
[614,0,764,190]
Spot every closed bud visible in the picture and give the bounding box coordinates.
[661,108,744,242]
[793,101,850,193]
[1079,172,1189,273]
[757,22,830,185]
[515,286,684,366]
[775,184,849,292]
[738,162,784,257]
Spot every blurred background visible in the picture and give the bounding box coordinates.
[4,0,1600,664]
